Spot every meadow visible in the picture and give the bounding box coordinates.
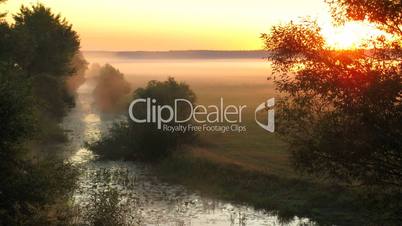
[192,85,294,177]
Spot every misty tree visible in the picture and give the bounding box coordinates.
[90,77,197,161]
[92,64,131,113]
[261,0,402,187]
[66,52,89,94]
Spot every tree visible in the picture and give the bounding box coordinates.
[261,1,402,187]
[0,1,12,65]
[0,0,7,18]
[129,77,196,160]
[92,64,131,113]
[0,1,34,163]
[9,4,82,122]
[0,3,81,224]
[0,66,34,163]
[11,4,80,77]
[327,0,402,36]
[90,77,197,161]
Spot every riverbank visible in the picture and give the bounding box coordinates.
[154,147,402,226]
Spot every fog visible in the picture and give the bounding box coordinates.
[84,52,271,84]
[83,52,276,108]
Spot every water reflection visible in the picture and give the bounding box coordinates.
[74,162,313,226]
[63,61,315,226]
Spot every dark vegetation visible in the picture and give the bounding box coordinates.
[80,168,138,226]
[0,3,83,225]
[89,77,197,161]
[92,64,131,113]
[261,0,402,188]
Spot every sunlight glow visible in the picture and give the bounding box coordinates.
[321,21,384,49]
[2,0,330,51]
[1,0,384,50]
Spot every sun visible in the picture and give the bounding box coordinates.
[320,21,384,49]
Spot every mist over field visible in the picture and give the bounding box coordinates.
[83,51,276,103]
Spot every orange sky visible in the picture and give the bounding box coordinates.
[1,0,382,51]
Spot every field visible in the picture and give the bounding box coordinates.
[193,85,294,177]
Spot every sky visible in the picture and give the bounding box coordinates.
[1,0,380,51]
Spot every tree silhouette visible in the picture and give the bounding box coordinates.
[327,0,402,36]
[0,3,82,223]
[12,4,79,77]
[262,1,402,187]
[9,4,82,121]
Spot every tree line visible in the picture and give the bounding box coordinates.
[0,3,85,225]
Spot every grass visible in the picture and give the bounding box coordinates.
[199,120,293,177]
[192,84,293,177]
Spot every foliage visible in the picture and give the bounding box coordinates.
[261,2,402,187]
[0,2,83,225]
[10,3,83,123]
[4,3,86,145]
[90,77,197,161]
[0,18,12,64]
[32,75,74,119]
[0,158,79,226]
[77,168,141,226]
[327,0,402,36]
[0,66,35,158]
[11,4,80,77]
[0,67,78,224]
[92,64,131,113]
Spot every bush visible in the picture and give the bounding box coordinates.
[0,159,79,226]
[90,77,197,161]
